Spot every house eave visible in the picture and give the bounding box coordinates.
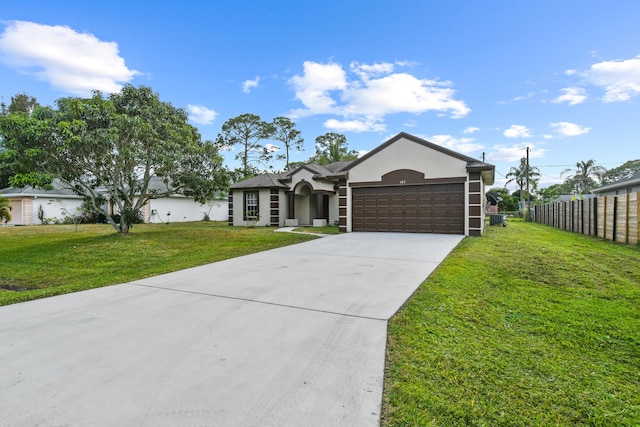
[592,177,640,193]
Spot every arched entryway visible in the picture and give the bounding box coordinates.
[288,181,330,226]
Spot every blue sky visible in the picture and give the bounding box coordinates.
[1,0,639,190]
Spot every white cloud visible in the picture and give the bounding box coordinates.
[187,104,218,125]
[342,72,470,118]
[349,61,395,81]
[0,21,139,96]
[550,121,591,137]
[499,92,535,104]
[513,91,535,101]
[289,61,347,116]
[324,118,386,133]
[503,125,532,138]
[565,69,578,76]
[265,143,280,153]
[552,87,587,106]
[288,60,470,129]
[242,76,260,93]
[583,55,640,102]
[429,134,483,154]
[463,126,480,134]
[488,143,546,162]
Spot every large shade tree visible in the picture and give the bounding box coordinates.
[0,93,41,188]
[310,132,358,165]
[561,159,606,194]
[0,85,228,233]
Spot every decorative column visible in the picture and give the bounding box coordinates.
[270,189,280,226]
[227,191,234,226]
[467,172,483,236]
[338,179,347,233]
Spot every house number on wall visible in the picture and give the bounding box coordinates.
[399,180,406,184]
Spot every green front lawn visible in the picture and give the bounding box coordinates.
[0,222,317,306]
[382,220,640,426]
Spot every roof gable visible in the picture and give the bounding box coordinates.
[345,132,480,170]
[231,161,352,190]
[345,132,495,185]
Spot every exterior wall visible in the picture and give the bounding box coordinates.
[231,189,272,227]
[6,199,23,225]
[328,192,339,225]
[5,196,82,225]
[595,183,640,197]
[347,136,468,183]
[294,186,315,225]
[230,187,335,227]
[278,190,288,226]
[147,197,227,223]
[3,193,220,226]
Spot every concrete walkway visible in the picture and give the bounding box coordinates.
[0,232,463,426]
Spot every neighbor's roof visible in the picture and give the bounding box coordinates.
[592,172,640,194]
[0,179,82,198]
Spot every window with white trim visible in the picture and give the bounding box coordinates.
[244,191,259,220]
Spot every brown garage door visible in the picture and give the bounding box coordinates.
[352,183,465,234]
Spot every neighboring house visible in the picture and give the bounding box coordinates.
[1,180,84,226]
[229,132,495,236]
[592,173,640,197]
[141,177,228,223]
[0,178,227,225]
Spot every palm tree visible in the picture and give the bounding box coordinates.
[561,160,606,194]
[0,194,11,224]
[505,157,540,211]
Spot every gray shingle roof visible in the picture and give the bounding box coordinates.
[230,172,289,189]
[0,179,81,198]
[593,172,640,193]
[230,162,352,190]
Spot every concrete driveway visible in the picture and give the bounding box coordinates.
[0,232,462,426]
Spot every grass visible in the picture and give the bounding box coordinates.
[0,221,317,306]
[293,225,340,234]
[382,219,640,426]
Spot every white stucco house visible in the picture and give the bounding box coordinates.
[229,132,495,236]
[1,178,227,226]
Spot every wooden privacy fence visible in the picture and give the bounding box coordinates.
[533,193,639,245]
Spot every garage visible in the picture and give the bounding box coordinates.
[351,183,465,234]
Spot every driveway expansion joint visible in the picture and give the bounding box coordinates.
[129,282,389,322]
